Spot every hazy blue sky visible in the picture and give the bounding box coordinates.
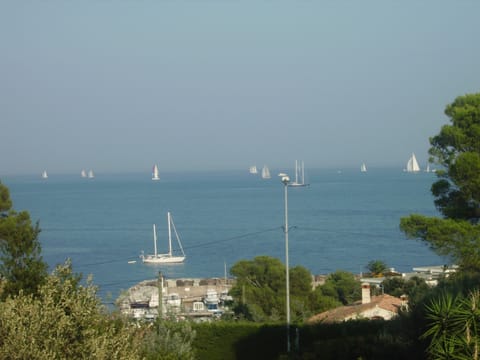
[1,1,479,175]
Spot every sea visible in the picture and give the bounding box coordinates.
[1,168,445,305]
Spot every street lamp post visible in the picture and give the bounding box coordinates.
[279,173,291,353]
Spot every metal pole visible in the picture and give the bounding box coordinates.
[284,181,290,353]
[158,271,163,318]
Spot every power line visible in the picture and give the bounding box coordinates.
[183,226,281,250]
[299,226,400,238]
[72,226,282,268]
[75,257,136,268]
[69,225,395,270]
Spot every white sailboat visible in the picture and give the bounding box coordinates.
[361,163,367,172]
[289,160,309,187]
[88,170,95,178]
[141,212,186,264]
[249,165,258,174]
[261,165,271,179]
[41,170,48,179]
[81,169,87,178]
[152,164,160,181]
[406,153,420,172]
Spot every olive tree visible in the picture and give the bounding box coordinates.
[0,261,142,359]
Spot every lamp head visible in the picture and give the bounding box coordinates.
[278,173,290,185]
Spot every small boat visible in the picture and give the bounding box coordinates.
[361,163,367,172]
[289,160,309,187]
[152,164,160,181]
[88,170,95,178]
[41,170,48,179]
[81,169,87,178]
[405,153,420,172]
[141,212,186,264]
[249,165,258,174]
[261,165,271,179]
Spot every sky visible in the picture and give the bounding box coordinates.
[1,1,479,175]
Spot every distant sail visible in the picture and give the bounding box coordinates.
[249,165,258,174]
[81,169,87,178]
[261,165,271,179]
[289,160,309,187]
[152,164,160,181]
[41,170,48,179]
[88,170,95,178]
[361,163,367,172]
[406,153,420,172]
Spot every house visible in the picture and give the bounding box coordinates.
[307,283,407,324]
[117,277,235,321]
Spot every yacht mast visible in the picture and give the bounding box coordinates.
[167,212,172,256]
[153,224,157,257]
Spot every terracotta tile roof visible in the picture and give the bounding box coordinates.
[307,294,405,324]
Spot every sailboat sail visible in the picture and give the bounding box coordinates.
[361,163,367,172]
[152,164,160,181]
[41,170,48,179]
[81,169,87,178]
[88,170,95,178]
[289,160,309,187]
[261,165,271,179]
[249,165,258,174]
[406,153,420,172]
[141,212,186,264]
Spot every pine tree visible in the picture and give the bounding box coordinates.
[0,181,48,300]
[400,93,480,271]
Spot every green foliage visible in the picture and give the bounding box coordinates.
[0,181,12,212]
[422,290,480,359]
[0,261,142,359]
[230,257,363,322]
[317,270,361,306]
[382,276,430,302]
[192,322,276,360]
[229,256,314,322]
[140,319,196,360]
[400,214,480,271]
[366,260,388,276]
[191,319,421,360]
[398,93,480,356]
[301,320,419,360]
[400,93,480,271]
[382,277,407,297]
[428,93,480,220]
[290,266,315,321]
[0,182,48,300]
[309,290,342,314]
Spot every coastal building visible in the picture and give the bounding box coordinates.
[307,283,407,324]
[410,265,458,286]
[359,265,458,289]
[119,264,453,322]
[117,277,234,321]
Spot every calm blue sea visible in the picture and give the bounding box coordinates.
[2,168,444,304]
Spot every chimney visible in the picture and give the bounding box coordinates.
[362,283,371,304]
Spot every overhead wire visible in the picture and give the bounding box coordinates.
[73,226,282,268]
[71,225,394,271]
[182,226,281,250]
[66,224,399,293]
